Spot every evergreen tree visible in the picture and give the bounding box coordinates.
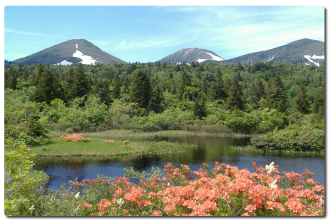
[63,64,90,101]
[249,79,265,109]
[29,64,44,86]
[129,70,151,111]
[313,89,325,114]
[216,67,222,78]
[95,80,113,106]
[265,75,287,112]
[177,71,192,98]
[112,82,121,99]
[34,65,64,104]
[149,79,164,113]
[208,76,228,103]
[294,85,310,114]
[226,77,245,111]
[10,74,17,90]
[194,96,207,119]
[63,68,75,101]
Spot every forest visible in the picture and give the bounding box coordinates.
[4,61,325,152]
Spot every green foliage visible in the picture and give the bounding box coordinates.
[251,125,324,152]
[25,114,49,137]
[177,71,192,98]
[33,65,64,104]
[226,77,245,111]
[294,85,310,114]
[4,137,41,216]
[265,75,287,112]
[249,79,265,109]
[3,62,324,138]
[129,69,151,111]
[94,80,113,106]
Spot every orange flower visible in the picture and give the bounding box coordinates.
[151,210,162,216]
[285,198,305,214]
[78,202,92,209]
[245,204,256,212]
[164,204,176,212]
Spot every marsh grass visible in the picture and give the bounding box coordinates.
[231,145,325,157]
[47,129,251,141]
[32,136,197,158]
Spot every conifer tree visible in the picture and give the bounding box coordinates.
[129,69,151,111]
[249,79,265,109]
[294,85,310,114]
[177,71,192,99]
[112,82,121,99]
[226,77,245,111]
[95,80,113,106]
[34,65,64,104]
[63,64,90,101]
[149,79,164,113]
[208,76,228,103]
[194,96,207,119]
[313,89,324,114]
[265,75,287,112]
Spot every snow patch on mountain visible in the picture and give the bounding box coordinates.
[54,60,73,65]
[72,44,99,65]
[196,58,208,63]
[196,52,224,63]
[206,52,224,61]
[304,54,324,67]
[265,56,275,63]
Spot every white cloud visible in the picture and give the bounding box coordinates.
[169,6,324,58]
[5,28,56,37]
[121,39,126,44]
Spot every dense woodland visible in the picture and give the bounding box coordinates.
[4,61,325,150]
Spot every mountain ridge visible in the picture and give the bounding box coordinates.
[224,38,324,66]
[157,48,224,63]
[11,38,324,66]
[13,39,126,65]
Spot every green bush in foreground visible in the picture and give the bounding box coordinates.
[4,138,41,216]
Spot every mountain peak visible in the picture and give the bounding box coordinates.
[225,38,324,66]
[13,39,126,65]
[158,48,224,63]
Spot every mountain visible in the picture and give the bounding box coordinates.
[157,48,224,63]
[225,38,324,67]
[13,39,126,65]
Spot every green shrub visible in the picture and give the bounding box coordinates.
[251,125,324,152]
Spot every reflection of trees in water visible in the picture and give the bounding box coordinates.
[35,158,84,169]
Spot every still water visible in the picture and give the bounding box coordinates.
[34,135,325,190]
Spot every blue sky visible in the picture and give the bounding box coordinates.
[3,5,325,63]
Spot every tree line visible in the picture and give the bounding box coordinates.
[4,61,325,136]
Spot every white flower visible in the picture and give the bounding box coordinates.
[29,205,34,210]
[75,192,80,199]
[265,162,275,174]
[117,198,124,206]
[269,180,277,189]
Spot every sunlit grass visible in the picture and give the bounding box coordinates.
[231,145,325,157]
[32,134,196,158]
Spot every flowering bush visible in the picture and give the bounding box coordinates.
[59,134,90,142]
[122,139,132,148]
[37,161,324,217]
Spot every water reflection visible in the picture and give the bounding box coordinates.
[34,135,324,190]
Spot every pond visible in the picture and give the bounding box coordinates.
[34,135,325,190]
